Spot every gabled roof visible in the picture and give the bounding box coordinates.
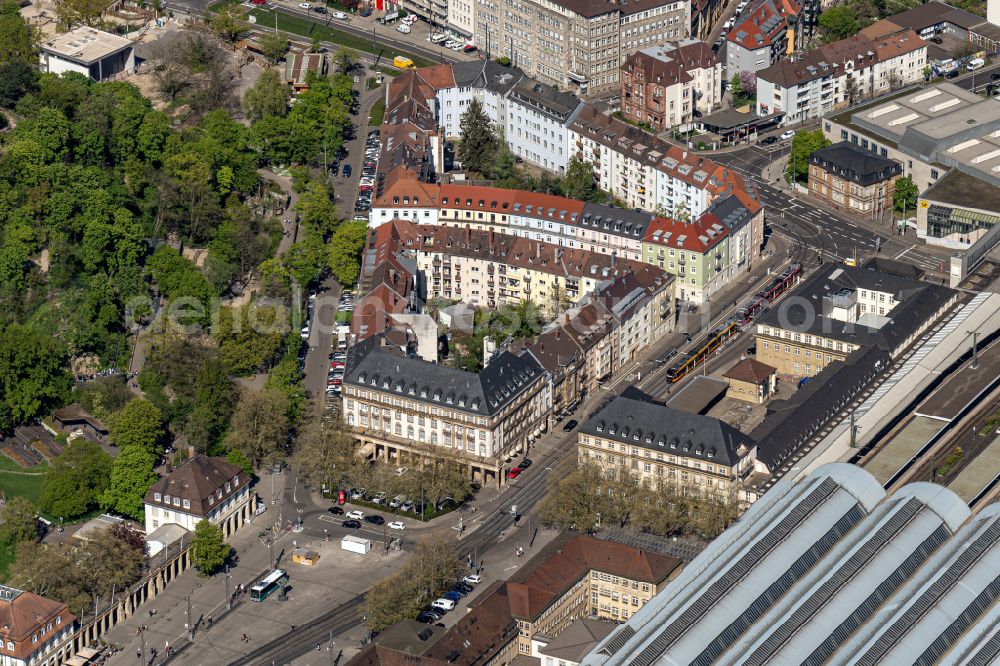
[727,0,796,50]
[538,619,616,663]
[643,210,729,253]
[624,40,718,88]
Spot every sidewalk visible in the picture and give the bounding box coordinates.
[106,475,290,666]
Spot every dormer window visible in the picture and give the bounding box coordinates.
[5,641,12,651]
[55,617,60,626]
[154,493,162,502]
[164,494,171,503]
[233,475,239,485]
[172,497,180,507]
[225,483,231,493]
[217,489,223,499]
[183,499,190,509]
[209,496,215,505]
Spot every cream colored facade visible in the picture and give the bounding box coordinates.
[341,369,548,488]
[514,567,669,655]
[577,432,753,497]
[755,323,860,377]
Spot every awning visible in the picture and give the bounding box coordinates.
[357,443,375,458]
[78,648,99,659]
[514,444,523,453]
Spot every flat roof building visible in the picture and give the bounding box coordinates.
[40,27,134,81]
[580,463,998,666]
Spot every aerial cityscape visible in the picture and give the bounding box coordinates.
[0,0,998,661]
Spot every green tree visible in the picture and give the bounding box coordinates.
[243,68,290,122]
[184,358,236,455]
[294,403,355,491]
[215,303,286,376]
[561,157,600,202]
[0,0,37,65]
[190,519,230,575]
[893,174,918,213]
[223,388,289,467]
[0,325,72,428]
[39,439,113,520]
[0,497,38,546]
[210,4,250,44]
[296,180,339,234]
[334,48,357,73]
[818,5,858,41]
[100,445,158,520]
[108,398,166,455]
[259,31,289,64]
[54,0,107,29]
[328,220,368,286]
[259,258,292,297]
[0,60,37,109]
[788,129,831,183]
[226,448,253,476]
[457,98,498,175]
[537,459,609,531]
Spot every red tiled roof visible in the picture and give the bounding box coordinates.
[506,534,682,620]
[644,213,729,252]
[727,0,796,50]
[0,588,73,662]
[724,357,777,383]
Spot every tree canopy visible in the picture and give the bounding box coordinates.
[190,519,230,575]
[108,398,166,454]
[39,438,113,520]
[457,98,498,175]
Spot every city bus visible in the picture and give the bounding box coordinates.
[250,568,288,602]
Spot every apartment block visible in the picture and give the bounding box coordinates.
[567,105,763,226]
[342,337,549,488]
[577,391,757,498]
[756,29,927,124]
[620,40,721,131]
[618,0,692,57]
[0,586,75,666]
[725,0,801,76]
[505,79,584,173]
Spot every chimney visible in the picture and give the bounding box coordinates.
[188,445,196,459]
[536,244,541,259]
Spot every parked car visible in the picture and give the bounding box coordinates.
[360,7,372,16]
[401,500,414,512]
[463,574,482,585]
[562,419,578,432]
[389,494,407,508]
[394,466,408,476]
[780,129,795,140]
[507,467,522,479]
[342,164,352,177]
[417,611,441,623]
[328,506,344,514]
[332,11,348,18]
[464,44,477,52]
[350,488,366,500]
[346,510,364,520]
[342,519,362,529]
[519,458,532,469]
[297,2,311,8]
[760,135,778,145]
[388,520,406,530]
[312,5,327,12]
[431,598,456,612]
[364,515,385,525]
[442,590,463,602]
[453,581,474,594]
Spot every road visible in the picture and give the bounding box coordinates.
[710,142,950,277]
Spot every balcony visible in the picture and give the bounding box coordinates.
[568,70,589,83]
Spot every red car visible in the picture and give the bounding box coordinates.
[331,361,345,369]
[251,0,266,5]
[507,467,522,479]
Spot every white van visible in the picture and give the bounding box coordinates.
[967,57,985,70]
[397,23,411,33]
[430,33,448,43]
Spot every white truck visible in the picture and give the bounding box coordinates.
[342,535,371,555]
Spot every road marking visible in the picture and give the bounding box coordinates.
[318,514,338,523]
[895,247,912,260]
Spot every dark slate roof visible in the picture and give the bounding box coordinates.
[145,455,249,517]
[508,80,583,124]
[548,0,617,18]
[751,346,891,472]
[344,343,544,417]
[706,194,753,234]
[450,60,525,95]
[879,0,984,31]
[579,202,654,240]
[758,261,956,350]
[579,392,753,466]
[809,141,903,186]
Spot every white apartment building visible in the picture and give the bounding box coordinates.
[143,455,254,538]
[756,29,927,124]
[506,79,584,173]
[437,60,523,139]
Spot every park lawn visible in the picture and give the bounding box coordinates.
[368,98,385,126]
[0,470,45,506]
[248,8,434,67]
